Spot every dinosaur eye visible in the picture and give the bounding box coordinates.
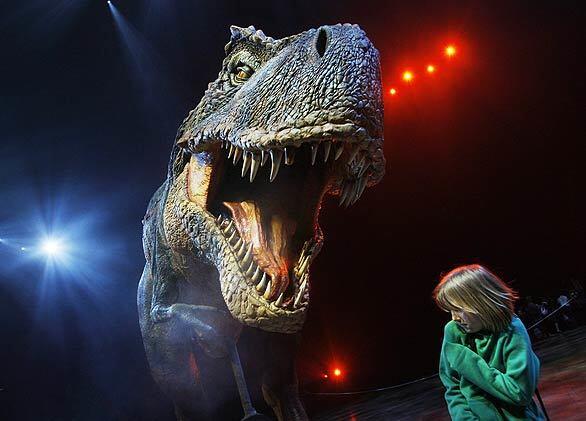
[237,69,250,79]
[231,64,254,84]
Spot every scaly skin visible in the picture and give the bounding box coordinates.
[138,24,384,420]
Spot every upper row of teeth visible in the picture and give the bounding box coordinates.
[339,176,368,207]
[217,214,309,309]
[221,139,369,184]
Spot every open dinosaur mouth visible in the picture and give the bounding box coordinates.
[185,136,372,315]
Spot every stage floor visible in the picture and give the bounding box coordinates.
[312,326,586,420]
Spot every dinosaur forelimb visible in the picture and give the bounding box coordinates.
[166,303,241,358]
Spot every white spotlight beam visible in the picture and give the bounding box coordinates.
[40,237,67,258]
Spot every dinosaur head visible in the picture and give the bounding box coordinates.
[171,24,384,333]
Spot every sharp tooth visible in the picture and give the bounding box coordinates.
[339,183,350,206]
[223,220,234,234]
[252,266,261,282]
[299,246,307,262]
[217,214,223,224]
[359,162,370,177]
[261,150,269,166]
[303,254,311,271]
[350,182,359,205]
[228,144,235,159]
[256,273,268,292]
[237,240,247,256]
[348,145,360,163]
[284,147,295,165]
[241,151,252,177]
[263,278,272,300]
[310,144,318,165]
[246,260,256,276]
[356,177,367,200]
[232,147,242,165]
[269,149,283,182]
[323,141,332,162]
[294,276,308,308]
[334,143,344,160]
[298,255,310,275]
[233,237,242,249]
[243,243,253,263]
[227,229,237,242]
[250,152,260,182]
[275,292,284,307]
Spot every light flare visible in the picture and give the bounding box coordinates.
[402,71,414,82]
[40,237,66,258]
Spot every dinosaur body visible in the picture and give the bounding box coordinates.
[138,24,384,420]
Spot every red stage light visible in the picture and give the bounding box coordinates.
[334,368,342,377]
[402,71,414,82]
[389,88,397,95]
[323,373,329,379]
[445,45,456,57]
[426,64,435,73]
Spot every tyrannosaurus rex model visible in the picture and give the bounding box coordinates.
[138,24,384,420]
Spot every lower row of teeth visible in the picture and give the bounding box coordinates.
[217,215,308,308]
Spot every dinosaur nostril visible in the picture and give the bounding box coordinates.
[315,27,329,58]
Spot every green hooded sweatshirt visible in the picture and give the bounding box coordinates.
[439,317,544,420]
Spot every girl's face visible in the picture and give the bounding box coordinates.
[450,309,483,333]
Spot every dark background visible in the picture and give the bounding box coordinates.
[0,0,584,419]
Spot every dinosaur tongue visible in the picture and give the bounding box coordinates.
[223,200,298,297]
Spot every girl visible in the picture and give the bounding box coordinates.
[433,264,545,420]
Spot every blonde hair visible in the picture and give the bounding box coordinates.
[433,264,518,332]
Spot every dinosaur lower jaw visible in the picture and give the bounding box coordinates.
[175,198,313,333]
[214,208,319,312]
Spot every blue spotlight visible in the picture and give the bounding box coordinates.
[107,0,176,116]
[40,237,67,259]
[108,0,155,77]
